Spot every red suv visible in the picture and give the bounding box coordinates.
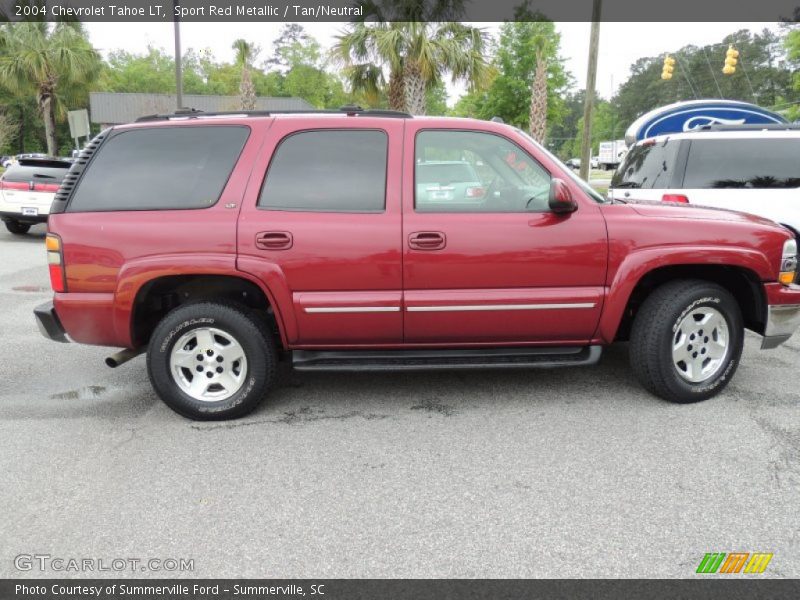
[34,107,800,420]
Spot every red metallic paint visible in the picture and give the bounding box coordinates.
[45,114,795,352]
[236,117,405,346]
[596,203,790,343]
[401,119,609,344]
[764,282,800,306]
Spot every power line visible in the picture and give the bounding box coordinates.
[702,46,724,98]
[737,56,758,102]
[674,52,699,99]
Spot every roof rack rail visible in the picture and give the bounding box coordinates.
[696,123,800,132]
[135,105,412,123]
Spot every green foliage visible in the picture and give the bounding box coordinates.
[547,90,585,158]
[101,46,179,93]
[614,28,798,128]
[0,22,102,154]
[97,30,350,110]
[267,24,321,70]
[426,81,448,116]
[450,21,571,132]
[333,20,491,114]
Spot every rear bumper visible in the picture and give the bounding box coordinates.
[34,301,69,343]
[0,210,48,224]
[761,283,800,349]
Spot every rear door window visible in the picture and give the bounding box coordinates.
[67,126,249,212]
[683,138,800,189]
[612,139,681,190]
[258,129,388,212]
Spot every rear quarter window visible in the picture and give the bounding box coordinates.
[612,139,681,190]
[683,138,800,189]
[67,126,249,212]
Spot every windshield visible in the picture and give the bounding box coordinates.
[515,128,608,204]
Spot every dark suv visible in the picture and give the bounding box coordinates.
[33,107,800,420]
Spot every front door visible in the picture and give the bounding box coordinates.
[402,125,608,345]
[237,118,404,346]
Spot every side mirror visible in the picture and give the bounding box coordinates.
[548,178,578,214]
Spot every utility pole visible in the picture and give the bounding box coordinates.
[579,0,601,181]
[173,2,183,109]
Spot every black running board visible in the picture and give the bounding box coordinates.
[292,346,602,371]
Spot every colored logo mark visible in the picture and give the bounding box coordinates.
[696,552,773,574]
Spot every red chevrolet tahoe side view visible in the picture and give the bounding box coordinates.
[34,107,800,420]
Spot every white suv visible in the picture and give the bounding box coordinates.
[609,125,800,243]
[0,157,71,234]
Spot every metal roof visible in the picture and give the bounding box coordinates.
[89,92,315,124]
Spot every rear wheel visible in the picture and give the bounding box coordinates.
[147,302,276,420]
[630,280,743,403]
[4,220,31,235]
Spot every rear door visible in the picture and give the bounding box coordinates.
[402,123,608,345]
[237,118,404,347]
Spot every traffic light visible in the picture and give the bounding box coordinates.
[661,55,676,80]
[723,45,739,75]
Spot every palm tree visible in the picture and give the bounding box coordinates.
[232,39,259,111]
[0,22,100,156]
[528,27,554,143]
[333,21,491,115]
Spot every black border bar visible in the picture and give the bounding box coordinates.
[2,579,800,600]
[1,0,799,23]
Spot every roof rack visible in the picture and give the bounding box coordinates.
[135,104,413,123]
[695,123,800,132]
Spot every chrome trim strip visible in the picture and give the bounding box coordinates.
[304,306,401,314]
[406,303,596,312]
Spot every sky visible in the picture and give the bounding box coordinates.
[84,21,783,104]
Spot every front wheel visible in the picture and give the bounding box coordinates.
[4,220,31,235]
[147,302,277,420]
[630,280,743,403]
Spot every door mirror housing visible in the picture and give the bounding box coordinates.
[548,178,578,214]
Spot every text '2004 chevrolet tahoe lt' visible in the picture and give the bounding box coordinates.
[33,107,800,420]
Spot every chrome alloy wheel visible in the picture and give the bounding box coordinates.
[671,307,730,383]
[169,327,248,401]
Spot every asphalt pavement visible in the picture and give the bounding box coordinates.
[1,223,798,578]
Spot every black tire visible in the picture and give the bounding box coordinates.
[630,279,743,403]
[5,220,31,235]
[147,302,276,420]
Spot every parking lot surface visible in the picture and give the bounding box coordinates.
[1,224,798,578]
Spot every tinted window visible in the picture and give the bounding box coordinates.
[415,130,551,213]
[3,163,69,184]
[683,138,800,189]
[612,138,680,190]
[68,126,249,212]
[259,130,387,212]
[417,163,477,184]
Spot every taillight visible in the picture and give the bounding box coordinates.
[33,183,60,192]
[662,194,689,203]
[0,180,29,191]
[46,234,66,293]
[465,186,486,198]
